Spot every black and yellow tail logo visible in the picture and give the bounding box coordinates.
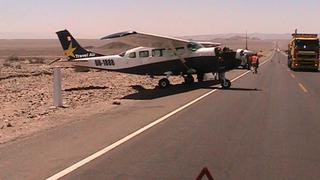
[64,42,76,58]
[56,29,104,60]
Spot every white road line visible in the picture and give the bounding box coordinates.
[298,83,308,93]
[290,73,295,79]
[46,57,273,180]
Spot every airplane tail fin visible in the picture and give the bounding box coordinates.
[56,29,103,60]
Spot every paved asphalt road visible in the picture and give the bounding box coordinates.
[1,51,320,180]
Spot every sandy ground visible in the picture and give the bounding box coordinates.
[0,39,277,144]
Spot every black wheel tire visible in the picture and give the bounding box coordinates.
[288,59,292,69]
[185,75,194,84]
[158,78,170,88]
[247,65,251,70]
[221,79,231,89]
[197,73,204,82]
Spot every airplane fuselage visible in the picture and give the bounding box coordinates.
[71,46,241,76]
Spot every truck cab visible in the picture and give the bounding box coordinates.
[288,33,319,71]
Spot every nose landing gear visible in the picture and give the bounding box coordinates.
[218,72,231,89]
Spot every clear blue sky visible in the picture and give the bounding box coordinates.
[0,0,319,38]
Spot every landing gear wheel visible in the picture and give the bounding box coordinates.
[184,75,194,84]
[221,79,231,89]
[197,73,204,82]
[158,78,170,88]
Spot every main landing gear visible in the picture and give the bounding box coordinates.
[158,74,196,89]
[184,73,204,84]
[158,78,170,88]
[158,72,231,89]
[218,72,231,89]
[196,73,204,82]
[184,74,194,84]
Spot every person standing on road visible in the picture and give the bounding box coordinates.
[251,54,259,74]
[247,54,252,70]
[239,50,247,69]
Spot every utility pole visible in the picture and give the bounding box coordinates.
[245,31,248,50]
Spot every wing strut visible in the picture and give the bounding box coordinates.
[167,41,196,74]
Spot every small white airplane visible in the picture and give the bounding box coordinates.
[56,30,245,89]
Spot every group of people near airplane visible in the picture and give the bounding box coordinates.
[240,50,260,74]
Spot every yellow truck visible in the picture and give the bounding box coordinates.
[288,33,319,71]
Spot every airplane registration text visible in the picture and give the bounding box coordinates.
[95,59,115,66]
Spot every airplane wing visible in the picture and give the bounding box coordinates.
[101,31,192,48]
[198,41,221,47]
[101,31,219,73]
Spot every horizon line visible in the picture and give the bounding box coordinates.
[0,32,300,40]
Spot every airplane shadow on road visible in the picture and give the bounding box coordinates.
[223,87,262,91]
[122,80,262,100]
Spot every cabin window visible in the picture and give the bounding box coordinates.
[175,47,185,55]
[163,49,174,56]
[129,52,136,58]
[139,51,149,58]
[152,49,164,57]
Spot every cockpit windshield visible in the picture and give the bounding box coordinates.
[119,51,126,57]
[187,42,203,51]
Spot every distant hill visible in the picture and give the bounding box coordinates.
[213,36,261,41]
[180,33,294,40]
[2,32,319,40]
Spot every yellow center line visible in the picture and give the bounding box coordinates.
[298,83,308,93]
[290,73,295,78]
